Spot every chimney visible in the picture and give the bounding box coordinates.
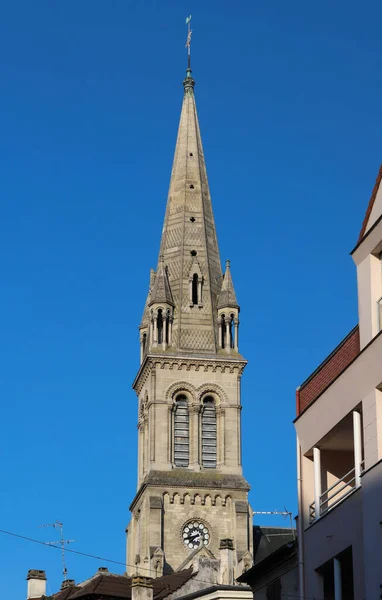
[98,567,109,573]
[26,570,46,599]
[61,579,75,590]
[219,539,234,585]
[131,575,153,600]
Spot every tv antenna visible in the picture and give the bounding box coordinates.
[38,520,75,579]
[253,508,295,539]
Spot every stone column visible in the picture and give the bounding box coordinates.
[234,318,239,351]
[353,410,362,487]
[189,278,193,306]
[198,278,203,306]
[153,315,158,345]
[217,407,225,466]
[225,318,230,351]
[313,447,321,519]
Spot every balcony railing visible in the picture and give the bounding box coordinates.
[378,297,382,332]
[309,461,365,523]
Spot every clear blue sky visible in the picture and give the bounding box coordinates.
[1,1,381,597]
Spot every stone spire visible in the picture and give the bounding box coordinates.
[149,67,222,354]
[149,256,174,307]
[217,260,239,310]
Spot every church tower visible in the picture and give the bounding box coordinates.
[126,62,253,579]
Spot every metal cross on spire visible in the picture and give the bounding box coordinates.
[185,15,192,69]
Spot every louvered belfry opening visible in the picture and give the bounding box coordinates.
[174,395,189,467]
[202,397,217,468]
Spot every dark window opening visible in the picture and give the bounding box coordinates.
[229,314,234,348]
[189,152,193,156]
[266,578,281,600]
[190,250,197,256]
[189,184,194,189]
[157,309,163,344]
[202,397,217,468]
[192,274,198,305]
[190,217,195,222]
[142,333,147,354]
[174,395,189,467]
[221,314,226,348]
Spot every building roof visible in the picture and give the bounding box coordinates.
[296,325,360,416]
[237,538,297,584]
[252,526,296,565]
[38,568,195,600]
[357,164,382,243]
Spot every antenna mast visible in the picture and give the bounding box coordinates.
[38,520,75,579]
[253,508,295,539]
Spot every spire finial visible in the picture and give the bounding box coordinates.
[225,259,231,270]
[183,15,195,94]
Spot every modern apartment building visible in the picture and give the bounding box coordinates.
[294,166,382,599]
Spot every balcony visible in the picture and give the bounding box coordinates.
[307,410,364,524]
[309,460,364,522]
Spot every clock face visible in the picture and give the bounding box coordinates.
[182,521,210,549]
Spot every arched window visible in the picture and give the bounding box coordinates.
[157,309,163,344]
[192,274,198,305]
[229,314,234,349]
[202,396,217,468]
[174,395,189,467]
[142,332,147,354]
[221,314,226,348]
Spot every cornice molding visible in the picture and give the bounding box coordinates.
[133,355,247,394]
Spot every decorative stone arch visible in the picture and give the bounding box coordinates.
[165,381,197,404]
[196,383,228,405]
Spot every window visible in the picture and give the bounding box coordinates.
[192,274,198,305]
[266,579,281,600]
[142,332,147,354]
[202,397,217,468]
[157,309,163,344]
[174,395,189,467]
[221,314,226,348]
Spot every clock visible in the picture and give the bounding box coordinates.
[182,521,210,549]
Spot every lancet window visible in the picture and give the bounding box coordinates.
[201,396,217,468]
[174,395,189,467]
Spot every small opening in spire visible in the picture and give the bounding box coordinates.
[192,274,198,305]
[190,250,197,257]
[189,153,193,157]
[189,184,194,189]
[190,217,195,222]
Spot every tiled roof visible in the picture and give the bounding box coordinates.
[37,569,194,600]
[296,325,360,416]
[357,164,382,243]
[252,526,296,565]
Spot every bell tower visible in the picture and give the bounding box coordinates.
[126,62,253,578]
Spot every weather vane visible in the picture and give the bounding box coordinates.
[185,15,192,69]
